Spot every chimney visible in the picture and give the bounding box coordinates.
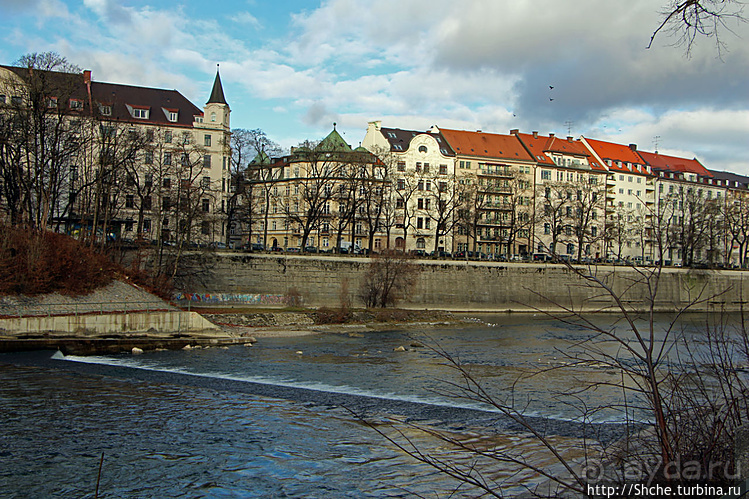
[83,70,92,84]
[510,128,519,135]
[567,136,573,142]
[549,133,555,138]
[629,143,637,151]
[532,131,538,138]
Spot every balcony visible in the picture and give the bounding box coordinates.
[482,185,513,194]
[479,169,513,178]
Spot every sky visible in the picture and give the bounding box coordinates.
[1,0,748,174]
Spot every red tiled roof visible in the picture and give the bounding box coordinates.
[513,132,607,171]
[581,137,650,175]
[637,150,712,177]
[438,128,535,162]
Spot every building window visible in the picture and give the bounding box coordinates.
[417,218,423,229]
[132,107,149,119]
[163,152,172,165]
[419,145,427,153]
[145,151,154,164]
[211,112,216,122]
[163,177,171,189]
[69,99,83,110]
[202,176,211,188]
[165,131,172,143]
[440,164,448,175]
[541,170,551,180]
[416,238,426,249]
[125,195,134,208]
[397,161,406,171]
[397,179,405,190]
[202,199,210,212]
[204,134,211,147]
[203,155,211,169]
[168,111,178,122]
[201,221,210,235]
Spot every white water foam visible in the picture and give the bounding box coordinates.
[54,352,631,424]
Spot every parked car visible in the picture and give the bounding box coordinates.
[430,250,452,259]
[409,249,427,258]
[304,246,318,253]
[286,247,301,253]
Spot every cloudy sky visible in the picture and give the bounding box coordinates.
[2,0,748,173]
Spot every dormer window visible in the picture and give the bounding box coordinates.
[47,97,58,108]
[99,104,112,116]
[69,99,83,110]
[163,108,179,122]
[133,108,149,119]
[393,144,403,151]
[195,115,204,123]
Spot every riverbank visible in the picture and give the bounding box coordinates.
[0,278,468,354]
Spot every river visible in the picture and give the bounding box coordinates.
[0,313,726,497]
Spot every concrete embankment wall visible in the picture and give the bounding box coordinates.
[183,253,749,312]
[0,311,218,336]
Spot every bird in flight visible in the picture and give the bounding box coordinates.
[549,85,554,89]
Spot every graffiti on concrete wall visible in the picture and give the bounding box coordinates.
[173,293,299,306]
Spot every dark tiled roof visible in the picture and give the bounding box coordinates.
[709,170,749,189]
[379,127,455,155]
[637,150,711,177]
[91,81,202,127]
[207,70,227,105]
[1,64,203,128]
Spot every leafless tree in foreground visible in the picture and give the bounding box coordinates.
[649,0,746,56]
[358,258,749,497]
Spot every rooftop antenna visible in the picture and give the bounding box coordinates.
[564,120,574,136]
[653,135,661,154]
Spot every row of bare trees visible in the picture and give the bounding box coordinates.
[0,53,226,284]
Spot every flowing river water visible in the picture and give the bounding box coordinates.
[0,313,725,497]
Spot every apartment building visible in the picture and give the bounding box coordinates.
[0,64,231,245]
[253,127,385,252]
[362,121,457,253]
[637,151,726,265]
[580,138,655,261]
[436,127,536,257]
[513,131,607,260]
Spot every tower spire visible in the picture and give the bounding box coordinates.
[207,65,227,105]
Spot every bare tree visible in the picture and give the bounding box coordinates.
[360,260,748,496]
[282,141,342,250]
[0,53,83,229]
[725,195,749,267]
[358,250,420,307]
[649,0,746,56]
[232,128,283,248]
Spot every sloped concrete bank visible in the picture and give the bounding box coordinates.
[184,253,749,312]
[0,280,245,354]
